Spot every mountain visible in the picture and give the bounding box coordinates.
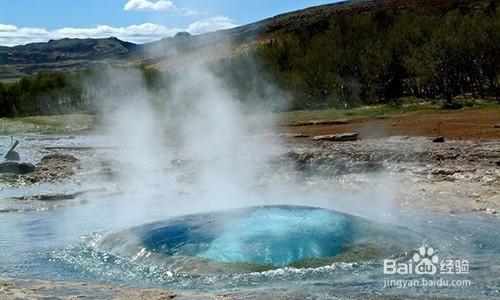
[0,0,495,81]
[0,37,140,81]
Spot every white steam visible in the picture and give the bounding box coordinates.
[162,64,280,206]
[85,43,398,225]
[88,56,286,219]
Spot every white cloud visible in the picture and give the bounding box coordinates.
[180,8,208,17]
[123,1,210,18]
[0,18,238,47]
[0,24,51,46]
[124,0,176,11]
[187,16,236,35]
[0,24,18,31]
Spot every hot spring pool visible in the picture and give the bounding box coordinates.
[0,201,498,298]
[99,205,421,269]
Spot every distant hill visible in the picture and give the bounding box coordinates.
[0,37,140,81]
[0,0,495,81]
[0,0,497,117]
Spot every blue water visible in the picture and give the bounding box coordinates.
[196,207,350,265]
[0,197,499,298]
[128,206,353,265]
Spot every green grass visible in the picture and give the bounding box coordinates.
[0,98,497,135]
[0,114,96,135]
[281,102,435,124]
[280,98,499,125]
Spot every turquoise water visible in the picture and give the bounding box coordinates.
[0,199,498,298]
[99,205,421,269]
[196,207,350,265]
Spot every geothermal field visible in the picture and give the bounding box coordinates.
[0,62,499,299]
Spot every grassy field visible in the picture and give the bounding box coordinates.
[280,99,498,125]
[0,99,497,135]
[0,114,96,135]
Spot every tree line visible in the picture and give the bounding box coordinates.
[0,73,87,117]
[253,4,499,109]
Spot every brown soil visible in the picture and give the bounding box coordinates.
[287,108,500,140]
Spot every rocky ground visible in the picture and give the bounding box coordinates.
[0,114,499,298]
[285,136,500,215]
[0,277,220,300]
[0,276,475,300]
[1,135,498,214]
[0,153,79,184]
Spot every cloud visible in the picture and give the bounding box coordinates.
[123,1,211,19]
[0,24,52,46]
[180,8,207,17]
[124,0,176,11]
[0,18,238,46]
[187,16,236,35]
[0,23,180,46]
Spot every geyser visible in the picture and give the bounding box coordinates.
[100,205,421,267]
[195,206,349,265]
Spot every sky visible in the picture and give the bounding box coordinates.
[0,0,339,46]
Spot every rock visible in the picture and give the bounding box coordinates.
[289,119,349,126]
[286,152,314,166]
[478,207,498,215]
[312,132,359,142]
[13,188,105,201]
[20,153,79,184]
[432,136,445,143]
[278,133,310,138]
[41,153,79,163]
[432,153,459,161]
[16,192,83,201]
[430,168,459,176]
[0,161,35,174]
[174,31,191,38]
[486,208,498,215]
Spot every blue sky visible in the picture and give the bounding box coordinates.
[0,0,339,46]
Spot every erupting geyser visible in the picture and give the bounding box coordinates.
[100,206,421,268]
[196,206,348,265]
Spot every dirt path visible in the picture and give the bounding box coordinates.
[287,108,500,140]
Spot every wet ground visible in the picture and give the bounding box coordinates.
[0,133,499,299]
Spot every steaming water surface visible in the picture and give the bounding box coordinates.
[1,195,498,298]
[99,205,422,267]
[1,134,499,299]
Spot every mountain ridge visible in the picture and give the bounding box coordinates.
[0,0,495,81]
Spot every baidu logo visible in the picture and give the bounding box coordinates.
[383,245,469,276]
[413,246,439,275]
[383,245,472,288]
